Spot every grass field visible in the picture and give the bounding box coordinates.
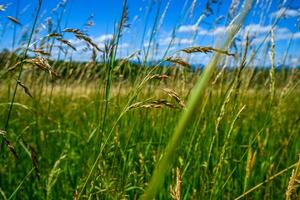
[0,0,300,199]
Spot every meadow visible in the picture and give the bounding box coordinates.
[0,0,300,199]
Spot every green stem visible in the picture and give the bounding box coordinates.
[141,0,254,199]
[4,0,43,132]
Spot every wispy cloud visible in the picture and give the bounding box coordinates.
[144,37,193,47]
[244,24,273,34]
[178,25,227,36]
[235,24,300,45]
[159,37,193,46]
[95,34,113,43]
[251,30,300,44]
[177,14,206,33]
[271,7,300,18]
[178,25,198,33]
[196,26,226,36]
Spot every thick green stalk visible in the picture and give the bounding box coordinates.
[142,0,254,199]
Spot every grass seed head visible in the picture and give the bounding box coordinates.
[56,38,77,51]
[149,74,169,80]
[7,16,22,25]
[17,80,33,98]
[166,56,191,68]
[162,88,186,108]
[32,49,51,56]
[75,33,101,52]
[181,46,235,56]
[128,99,178,110]
[170,167,182,200]
[24,57,60,79]
[0,130,18,160]
[286,154,300,200]
[47,32,62,38]
[63,28,83,35]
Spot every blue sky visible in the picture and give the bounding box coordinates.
[0,0,299,66]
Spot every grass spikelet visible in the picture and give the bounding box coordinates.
[214,84,234,136]
[150,99,177,109]
[7,16,22,25]
[17,80,33,98]
[24,57,60,78]
[181,46,235,56]
[74,33,101,52]
[162,88,186,108]
[149,74,169,80]
[169,167,182,200]
[56,37,77,51]
[286,154,300,200]
[127,102,144,110]
[116,2,130,34]
[7,61,22,72]
[47,33,62,38]
[0,130,18,159]
[28,144,40,179]
[166,56,191,68]
[244,146,257,192]
[8,57,59,79]
[46,154,67,200]
[246,147,256,179]
[63,28,102,51]
[235,32,249,86]
[128,99,178,110]
[22,139,40,180]
[269,29,276,102]
[63,28,83,35]
[32,49,51,56]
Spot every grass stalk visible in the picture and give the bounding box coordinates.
[3,0,42,131]
[142,0,254,198]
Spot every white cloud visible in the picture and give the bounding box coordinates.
[271,8,300,18]
[198,29,209,35]
[159,37,193,46]
[197,26,227,37]
[244,24,273,34]
[250,28,300,44]
[178,25,198,33]
[178,25,226,36]
[237,24,300,44]
[95,34,113,43]
[210,26,226,36]
[178,38,194,44]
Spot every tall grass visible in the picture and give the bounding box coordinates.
[0,0,300,199]
[142,1,254,198]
